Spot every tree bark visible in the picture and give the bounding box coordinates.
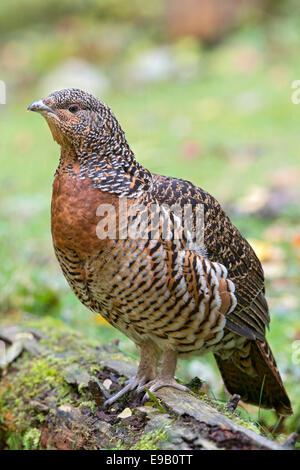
[0,316,286,450]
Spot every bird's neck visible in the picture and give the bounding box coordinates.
[57,140,152,197]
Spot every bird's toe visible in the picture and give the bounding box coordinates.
[142,378,190,403]
[103,374,152,407]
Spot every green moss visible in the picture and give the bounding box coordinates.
[108,352,135,364]
[198,393,260,434]
[78,400,96,413]
[131,425,169,450]
[111,417,171,451]
[89,365,103,375]
[6,432,24,451]
[0,353,71,435]
[19,359,59,389]
[23,428,41,450]
[5,428,41,450]
[174,387,261,434]
[0,316,107,448]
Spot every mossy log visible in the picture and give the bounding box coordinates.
[0,316,287,450]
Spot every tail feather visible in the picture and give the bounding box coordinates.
[214,339,293,416]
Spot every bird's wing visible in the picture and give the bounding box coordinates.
[201,198,270,341]
[151,174,270,342]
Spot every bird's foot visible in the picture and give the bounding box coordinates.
[142,377,189,403]
[103,375,149,407]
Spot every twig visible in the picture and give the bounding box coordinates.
[226,394,241,414]
[282,432,298,450]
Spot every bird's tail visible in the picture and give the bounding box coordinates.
[214,338,293,416]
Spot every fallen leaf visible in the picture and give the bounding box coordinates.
[269,295,298,313]
[292,235,300,249]
[236,186,268,214]
[181,140,201,161]
[249,240,272,263]
[231,45,262,74]
[58,404,73,413]
[103,379,112,390]
[293,330,300,341]
[94,314,110,326]
[117,407,132,419]
[263,224,286,243]
[263,262,286,279]
[270,167,300,189]
[235,186,299,218]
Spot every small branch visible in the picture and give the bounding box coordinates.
[283,432,298,450]
[226,394,241,414]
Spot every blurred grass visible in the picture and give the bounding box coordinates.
[0,22,300,437]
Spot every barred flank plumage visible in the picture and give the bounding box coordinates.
[29,88,292,415]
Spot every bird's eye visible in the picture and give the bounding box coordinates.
[68,104,80,113]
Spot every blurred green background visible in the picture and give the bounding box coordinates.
[0,0,299,440]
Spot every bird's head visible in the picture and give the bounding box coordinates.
[27,88,126,156]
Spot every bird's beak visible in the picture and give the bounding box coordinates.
[27,99,56,116]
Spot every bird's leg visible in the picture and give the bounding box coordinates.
[103,340,159,407]
[142,349,189,402]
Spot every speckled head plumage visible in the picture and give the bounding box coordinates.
[28,88,128,155]
[28,88,152,196]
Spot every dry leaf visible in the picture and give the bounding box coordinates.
[103,379,112,390]
[117,407,132,419]
[249,239,272,262]
[292,235,300,249]
[93,314,110,326]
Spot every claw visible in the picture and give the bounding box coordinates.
[136,382,148,394]
[103,349,188,407]
[142,378,190,403]
[103,377,137,407]
[103,375,148,407]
